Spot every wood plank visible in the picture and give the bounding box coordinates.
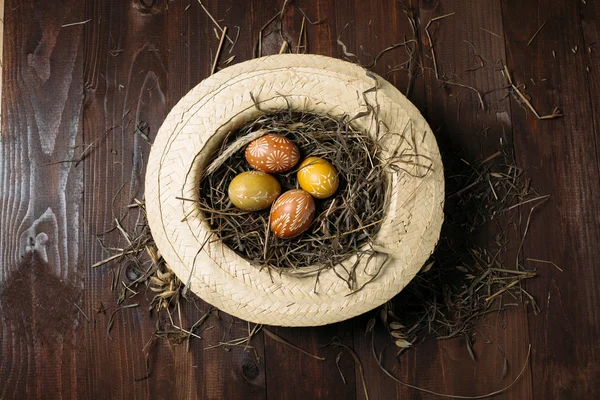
[0,0,3,122]
[581,0,600,162]
[186,309,266,400]
[292,0,337,57]
[0,0,85,398]
[80,0,171,398]
[166,1,269,398]
[501,0,600,398]
[330,1,428,398]
[335,0,426,109]
[396,0,534,398]
[335,0,533,398]
[264,324,356,400]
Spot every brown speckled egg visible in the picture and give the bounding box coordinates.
[228,171,281,211]
[270,189,316,238]
[297,157,339,199]
[245,133,300,173]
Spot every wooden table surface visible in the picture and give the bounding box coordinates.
[1,0,599,399]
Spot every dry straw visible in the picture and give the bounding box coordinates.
[197,110,388,288]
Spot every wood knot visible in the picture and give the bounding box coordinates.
[132,0,165,15]
[25,233,50,263]
[419,0,439,11]
[241,358,260,381]
[125,261,144,282]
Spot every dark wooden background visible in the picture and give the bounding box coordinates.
[1,0,599,399]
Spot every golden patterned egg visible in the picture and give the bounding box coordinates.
[245,133,300,173]
[270,189,316,238]
[228,171,281,211]
[297,157,339,199]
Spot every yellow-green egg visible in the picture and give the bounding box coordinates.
[297,157,339,199]
[228,171,281,211]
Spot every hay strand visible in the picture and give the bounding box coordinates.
[199,110,391,287]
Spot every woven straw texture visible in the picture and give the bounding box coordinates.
[145,54,444,327]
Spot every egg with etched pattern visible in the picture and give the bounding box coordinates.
[297,157,339,199]
[270,189,316,239]
[228,171,281,211]
[245,133,300,173]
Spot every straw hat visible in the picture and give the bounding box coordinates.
[145,54,444,327]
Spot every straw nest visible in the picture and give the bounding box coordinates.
[145,54,444,326]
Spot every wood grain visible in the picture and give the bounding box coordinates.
[0,0,3,124]
[264,325,356,400]
[418,2,533,398]
[332,1,428,398]
[502,0,600,397]
[80,0,170,398]
[582,0,600,161]
[166,1,269,398]
[0,0,86,398]
[0,0,599,399]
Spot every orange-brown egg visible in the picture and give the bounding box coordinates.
[245,133,300,173]
[270,189,316,238]
[228,171,281,211]
[297,157,339,199]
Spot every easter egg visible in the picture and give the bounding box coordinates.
[297,157,339,199]
[270,189,316,238]
[228,171,281,211]
[245,133,300,173]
